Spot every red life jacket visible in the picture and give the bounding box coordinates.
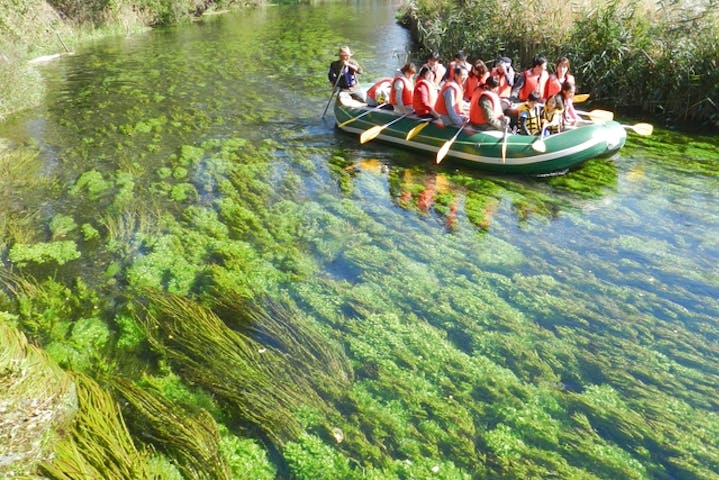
[469,89,503,126]
[367,77,393,102]
[435,81,463,115]
[544,73,575,100]
[412,78,438,116]
[518,69,549,101]
[490,67,512,98]
[389,75,414,107]
[464,71,489,101]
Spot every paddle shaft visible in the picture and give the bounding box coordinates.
[322,63,345,118]
[337,103,388,127]
[501,125,509,163]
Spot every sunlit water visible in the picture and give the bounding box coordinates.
[2,1,719,477]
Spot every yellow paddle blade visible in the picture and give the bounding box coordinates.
[573,93,590,103]
[531,136,546,153]
[435,141,452,164]
[405,121,430,140]
[626,122,654,136]
[577,109,614,122]
[587,109,614,122]
[360,125,384,144]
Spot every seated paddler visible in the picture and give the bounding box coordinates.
[328,45,366,103]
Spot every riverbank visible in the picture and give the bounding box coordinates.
[0,0,262,122]
[398,0,719,129]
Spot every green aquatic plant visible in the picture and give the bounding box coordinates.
[69,169,112,201]
[112,378,232,480]
[208,291,353,400]
[217,425,276,480]
[49,214,78,240]
[39,373,170,480]
[80,222,100,241]
[283,433,355,480]
[0,274,112,372]
[138,291,337,446]
[8,240,81,267]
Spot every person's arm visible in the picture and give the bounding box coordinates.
[518,112,530,135]
[345,59,363,75]
[479,96,503,130]
[564,101,578,125]
[393,79,410,114]
[511,72,524,98]
[506,67,515,87]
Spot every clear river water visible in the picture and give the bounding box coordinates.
[2,1,718,478]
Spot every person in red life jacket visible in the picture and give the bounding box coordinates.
[445,50,472,82]
[544,56,576,100]
[469,76,509,131]
[435,65,469,127]
[516,92,542,135]
[412,66,441,119]
[490,57,515,101]
[560,81,579,127]
[512,55,549,102]
[390,63,417,114]
[464,59,490,101]
[366,77,393,107]
[421,52,446,89]
[328,45,366,102]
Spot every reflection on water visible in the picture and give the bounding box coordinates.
[1,1,719,478]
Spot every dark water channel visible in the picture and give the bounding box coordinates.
[2,1,719,478]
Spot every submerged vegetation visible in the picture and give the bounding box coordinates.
[1,3,718,479]
[399,0,719,128]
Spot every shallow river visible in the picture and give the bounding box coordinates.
[2,1,719,478]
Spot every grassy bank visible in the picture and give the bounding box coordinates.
[399,0,719,128]
[0,0,260,121]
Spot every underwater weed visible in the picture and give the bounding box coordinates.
[139,291,320,446]
[209,291,354,400]
[39,373,158,479]
[112,377,232,480]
